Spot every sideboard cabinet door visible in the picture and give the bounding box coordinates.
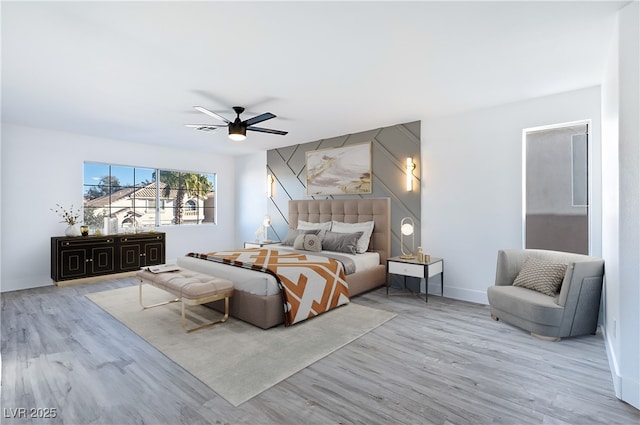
[117,233,166,271]
[51,236,115,281]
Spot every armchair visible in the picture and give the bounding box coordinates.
[487,249,604,340]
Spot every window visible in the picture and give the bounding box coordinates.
[83,162,216,229]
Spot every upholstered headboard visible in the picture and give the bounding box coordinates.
[288,198,391,264]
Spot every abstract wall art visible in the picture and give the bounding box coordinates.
[305,142,372,195]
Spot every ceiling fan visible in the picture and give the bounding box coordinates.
[185,106,288,141]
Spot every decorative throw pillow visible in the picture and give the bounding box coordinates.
[321,231,363,255]
[513,257,567,297]
[281,228,320,246]
[331,220,375,254]
[293,234,322,252]
[297,220,332,240]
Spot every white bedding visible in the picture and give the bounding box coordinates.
[176,247,380,296]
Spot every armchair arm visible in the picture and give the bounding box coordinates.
[495,249,529,286]
[557,260,605,336]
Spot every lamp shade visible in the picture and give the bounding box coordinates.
[401,222,414,236]
[400,217,415,259]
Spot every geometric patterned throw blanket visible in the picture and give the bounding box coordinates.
[186,248,350,326]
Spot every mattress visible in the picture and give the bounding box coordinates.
[176,247,380,296]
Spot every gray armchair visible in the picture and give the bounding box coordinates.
[487,249,604,340]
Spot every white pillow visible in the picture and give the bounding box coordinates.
[297,220,332,239]
[331,220,375,254]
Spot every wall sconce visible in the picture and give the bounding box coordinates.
[400,217,415,259]
[406,157,416,191]
[267,174,274,198]
[263,215,272,242]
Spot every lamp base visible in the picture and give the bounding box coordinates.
[399,254,416,260]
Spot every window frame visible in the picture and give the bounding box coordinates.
[83,162,216,229]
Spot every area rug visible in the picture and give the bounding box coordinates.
[86,284,396,406]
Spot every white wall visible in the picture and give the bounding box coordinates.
[602,0,640,409]
[0,124,237,292]
[423,86,602,304]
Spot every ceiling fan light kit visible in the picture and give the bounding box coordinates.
[228,122,247,141]
[186,105,287,141]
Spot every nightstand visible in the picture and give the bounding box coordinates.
[244,241,281,248]
[386,256,444,302]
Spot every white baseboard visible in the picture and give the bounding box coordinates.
[602,323,640,410]
[602,325,623,400]
[1,275,53,293]
[426,280,488,305]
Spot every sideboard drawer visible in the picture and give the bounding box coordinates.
[388,261,425,278]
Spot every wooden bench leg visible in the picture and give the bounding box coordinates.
[181,296,231,333]
[139,279,179,309]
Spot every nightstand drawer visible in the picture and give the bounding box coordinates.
[388,261,425,278]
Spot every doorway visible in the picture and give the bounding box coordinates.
[523,122,590,255]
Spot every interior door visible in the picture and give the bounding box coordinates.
[524,123,589,255]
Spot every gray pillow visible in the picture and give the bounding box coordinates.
[321,231,363,254]
[282,228,320,246]
[513,257,567,297]
[293,234,322,252]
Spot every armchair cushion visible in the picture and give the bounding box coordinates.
[512,257,567,297]
[488,286,563,327]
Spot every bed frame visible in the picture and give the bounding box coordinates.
[205,198,391,329]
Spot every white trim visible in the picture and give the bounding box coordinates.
[521,119,593,253]
[603,325,623,399]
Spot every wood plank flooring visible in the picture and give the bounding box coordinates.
[2,278,638,425]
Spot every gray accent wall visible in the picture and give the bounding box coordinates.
[266,121,420,258]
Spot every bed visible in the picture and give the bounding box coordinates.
[176,198,391,328]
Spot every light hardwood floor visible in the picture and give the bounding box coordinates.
[2,278,638,425]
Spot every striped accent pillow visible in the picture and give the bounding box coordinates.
[513,257,567,297]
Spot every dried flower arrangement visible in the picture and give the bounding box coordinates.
[51,203,81,226]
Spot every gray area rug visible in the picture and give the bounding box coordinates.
[87,284,396,406]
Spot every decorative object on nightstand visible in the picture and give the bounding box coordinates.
[262,215,272,242]
[254,225,265,242]
[386,256,444,303]
[80,225,90,236]
[400,217,415,259]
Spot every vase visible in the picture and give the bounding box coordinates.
[65,224,81,237]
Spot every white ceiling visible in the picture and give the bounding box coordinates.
[1,1,624,156]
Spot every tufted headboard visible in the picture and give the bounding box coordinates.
[288,198,391,264]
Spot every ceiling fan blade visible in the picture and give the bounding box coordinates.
[184,124,223,132]
[247,126,288,136]
[243,112,276,126]
[194,106,231,124]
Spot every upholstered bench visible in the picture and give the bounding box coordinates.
[136,269,234,333]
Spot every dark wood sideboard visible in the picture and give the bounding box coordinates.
[51,232,166,282]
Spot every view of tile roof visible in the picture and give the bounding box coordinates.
[84,182,180,207]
